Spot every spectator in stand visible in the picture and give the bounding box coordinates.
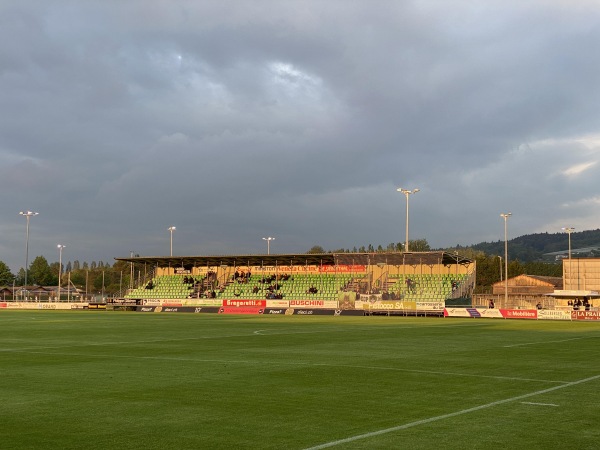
[489,299,495,309]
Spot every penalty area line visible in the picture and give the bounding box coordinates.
[504,337,589,348]
[304,374,600,450]
[521,402,559,407]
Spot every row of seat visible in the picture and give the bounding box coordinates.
[126,273,463,300]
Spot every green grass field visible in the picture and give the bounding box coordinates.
[1,311,599,449]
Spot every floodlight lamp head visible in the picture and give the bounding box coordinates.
[19,211,39,217]
[397,188,419,195]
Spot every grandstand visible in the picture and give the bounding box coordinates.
[116,251,475,313]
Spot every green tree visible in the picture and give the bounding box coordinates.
[70,270,86,287]
[0,261,15,285]
[307,246,326,254]
[15,268,25,285]
[409,239,430,252]
[473,254,503,293]
[29,256,55,285]
[49,262,60,285]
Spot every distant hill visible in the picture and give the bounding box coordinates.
[468,229,600,262]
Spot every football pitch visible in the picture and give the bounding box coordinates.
[1,311,599,449]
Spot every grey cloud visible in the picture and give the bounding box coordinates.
[1,1,600,271]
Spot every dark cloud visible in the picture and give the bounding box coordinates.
[1,1,600,272]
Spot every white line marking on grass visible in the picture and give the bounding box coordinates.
[310,363,569,385]
[3,349,569,385]
[504,337,589,348]
[521,402,559,407]
[303,374,600,450]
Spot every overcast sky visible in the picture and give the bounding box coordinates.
[1,0,599,272]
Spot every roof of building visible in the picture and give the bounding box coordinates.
[523,275,564,287]
[492,274,563,288]
[114,251,472,268]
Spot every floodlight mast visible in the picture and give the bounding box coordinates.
[500,212,512,305]
[19,211,39,299]
[57,245,66,302]
[168,226,176,256]
[561,227,575,259]
[262,237,275,255]
[561,227,575,290]
[397,188,419,252]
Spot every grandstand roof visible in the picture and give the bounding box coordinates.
[114,251,471,268]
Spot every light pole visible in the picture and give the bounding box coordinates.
[57,245,66,302]
[168,226,176,256]
[19,210,39,299]
[397,188,419,252]
[561,227,575,291]
[262,237,275,255]
[561,227,574,259]
[500,213,512,305]
[130,251,135,289]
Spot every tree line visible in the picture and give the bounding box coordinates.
[0,257,140,297]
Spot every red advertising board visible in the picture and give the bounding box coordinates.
[572,311,600,321]
[223,299,266,308]
[499,309,538,319]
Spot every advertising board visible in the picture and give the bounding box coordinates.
[266,300,289,308]
[499,309,537,319]
[444,308,472,317]
[416,301,444,311]
[289,300,338,309]
[537,310,572,321]
[223,299,266,308]
[572,311,600,321]
[476,308,504,318]
[0,302,89,310]
[357,300,417,311]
